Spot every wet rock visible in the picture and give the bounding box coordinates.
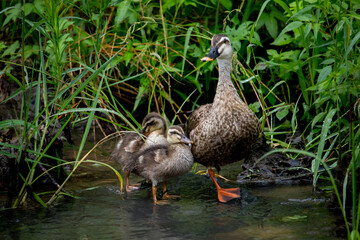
[238,135,312,186]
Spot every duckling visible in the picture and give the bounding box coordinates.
[133,125,194,205]
[186,34,262,202]
[111,112,168,192]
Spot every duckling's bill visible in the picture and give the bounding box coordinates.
[180,135,193,145]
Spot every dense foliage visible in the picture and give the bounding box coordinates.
[0,0,359,238]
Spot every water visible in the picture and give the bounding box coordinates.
[0,135,341,239]
[0,178,340,239]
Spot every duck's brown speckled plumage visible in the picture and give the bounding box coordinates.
[186,34,262,170]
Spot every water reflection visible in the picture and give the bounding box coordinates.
[0,173,339,239]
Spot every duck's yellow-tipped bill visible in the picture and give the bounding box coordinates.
[201,56,214,62]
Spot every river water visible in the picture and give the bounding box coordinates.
[0,133,341,239]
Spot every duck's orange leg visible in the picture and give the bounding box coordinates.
[208,169,240,203]
[125,170,141,192]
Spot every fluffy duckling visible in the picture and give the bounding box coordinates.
[111,112,168,192]
[133,125,194,205]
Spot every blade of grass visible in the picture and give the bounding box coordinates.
[181,27,193,76]
[312,109,337,186]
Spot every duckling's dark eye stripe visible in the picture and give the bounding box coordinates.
[169,131,181,135]
[144,120,155,127]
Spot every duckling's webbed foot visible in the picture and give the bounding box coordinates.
[125,170,141,192]
[162,193,180,200]
[155,200,170,205]
[161,182,181,200]
[126,183,141,192]
[152,185,170,205]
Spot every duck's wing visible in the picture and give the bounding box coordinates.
[185,103,212,135]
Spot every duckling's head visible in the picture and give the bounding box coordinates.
[201,34,233,62]
[167,125,193,145]
[141,112,167,136]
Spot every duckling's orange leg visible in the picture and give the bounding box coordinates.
[162,182,180,200]
[125,170,141,192]
[208,169,240,203]
[152,185,168,205]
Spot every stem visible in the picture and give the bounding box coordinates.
[350,94,356,229]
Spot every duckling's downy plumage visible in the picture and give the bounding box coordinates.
[111,112,168,192]
[186,34,262,202]
[134,125,194,204]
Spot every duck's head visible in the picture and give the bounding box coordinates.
[140,112,167,137]
[167,125,193,145]
[201,34,233,62]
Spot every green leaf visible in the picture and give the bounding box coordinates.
[219,0,232,10]
[249,101,261,113]
[182,27,193,75]
[32,191,47,208]
[275,21,303,41]
[188,44,203,58]
[342,30,360,63]
[273,0,293,16]
[321,59,335,65]
[0,42,6,53]
[304,22,312,39]
[115,0,131,26]
[59,18,74,31]
[2,4,20,27]
[312,109,337,185]
[276,105,290,120]
[317,66,332,83]
[265,13,278,39]
[133,78,149,112]
[0,119,29,129]
[123,51,134,66]
[33,0,45,15]
[272,33,292,46]
[287,5,313,22]
[24,3,34,16]
[2,41,20,57]
[311,112,326,128]
[23,45,39,60]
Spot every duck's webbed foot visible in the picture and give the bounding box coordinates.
[208,168,241,203]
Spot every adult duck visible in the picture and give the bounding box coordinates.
[134,125,194,205]
[186,34,262,202]
[112,112,168,192]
